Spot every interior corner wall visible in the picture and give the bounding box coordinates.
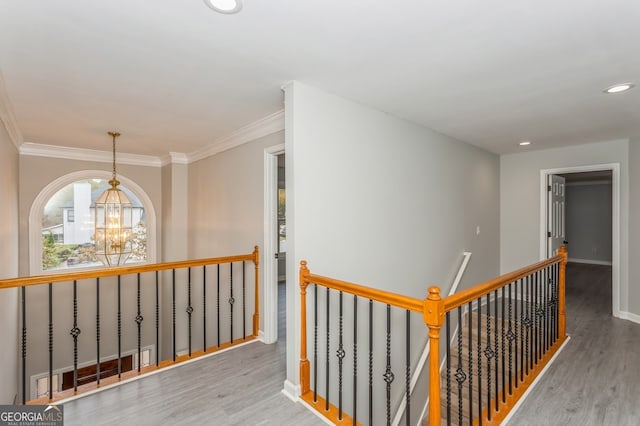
[0,122,19,404]
[500,139,633,315]
[628,139,640,321]
[284,81,500,412]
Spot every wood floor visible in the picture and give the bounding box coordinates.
[507,263,640,425]
[62,283,325,425]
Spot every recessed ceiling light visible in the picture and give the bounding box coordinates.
[519,141,531,146]
[203,0,243,14]
[604,83,635,94]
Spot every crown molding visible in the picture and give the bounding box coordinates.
[19,142,163,167]
[188,109,284,163]
[160,152,190,166]
[0,71,24,150]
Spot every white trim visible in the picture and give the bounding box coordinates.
[502,336,571,425]
[395,251,472,426]
[0,71,23,149]
[189,110,285,163]
[50,339,259,405]
[19,142,163,167]
[618,311,640,325]
[281,379,300,401]
[539,163,621,319]
[568,258,612,266]
[29,170,158,275]
[161,152,190,166]
[263,144,285,344]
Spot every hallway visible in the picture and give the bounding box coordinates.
[508,263,640,425]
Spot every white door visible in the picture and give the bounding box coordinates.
[547,174,566,257]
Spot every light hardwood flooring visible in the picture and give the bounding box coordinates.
[507,263,640,425]
[62,283,325,426]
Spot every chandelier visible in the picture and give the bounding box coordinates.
[94,131,133,266]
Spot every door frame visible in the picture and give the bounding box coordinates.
[263,144,285,344]
[539,163,620,318]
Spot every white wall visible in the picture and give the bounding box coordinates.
[0,120,19,403]
[565,182,612,263]
[284,81,500,419]
[500,139,632,315]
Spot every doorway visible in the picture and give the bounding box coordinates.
[540,164,620,318]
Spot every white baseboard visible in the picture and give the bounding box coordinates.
[568,258,612,266]
[502,336,571,425]
[618,311,640,325]
[281,379,300,402]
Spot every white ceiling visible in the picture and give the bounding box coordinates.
[0,0,638,158]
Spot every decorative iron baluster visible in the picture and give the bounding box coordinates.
[70,280,81,392]
[21,286,26,404]
[519,277,524,382]
[354,295,358,425]
[187,267,193,357]
[96,278,101,385]
[313,284,318,403]
[230,262,234,344]
[172,269,176,361]
[484,295,492,422]
[325,287,330,411]
[337,291,344,421]
[203,266,207,352]
[117,275,122,378]
[405,309,411,426]
[445,311,451,425]
[477,300,482,425]
[537,270,543,363]
[493,289,499,412]
[48,283,53,400]
[383,304,394,426]
[467,301,473,422]
[369,299,373,426]
[155,271,159,366]
[136,273,143,371]
[456,307,465,424]
[507,282,514,396]
[243,261,246,340]
[217,264,220,347]
[514,280,519,389]
[501,286,506,403]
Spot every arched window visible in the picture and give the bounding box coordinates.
[30,171,156,274]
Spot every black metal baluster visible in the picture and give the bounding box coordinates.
[48,283,53,400]
[445,311,451,425]
[172,269,176,362]
[313,285,318,403]
[337,291,344,421]
[368,300,373,426]
[467,301,473,423]
[537,271,543,363]
[477,300,482,425]
[217,264,220,347]
[493,290,498,412]
[456,307,465,424]
[187,267,193,357]
[155,271,159,366]
[501,287,505,403]
[136,273,143,371]
[70,281,80,393]
[384,304,394,426]
[203,266,207,352]
[484,295,492,422]
[519,277,524,382]
[117,275,122,378]
[21,286,26,404]
[507,283,514,396]
[325,287,330,411]
[514,280,519,389]
[354,295,358,425]
[96,278,101,385]
[230,262,234,344]
[405,309,411,426]
[243,261,246,340]
[554,263,559,341]
[526,275,532,373]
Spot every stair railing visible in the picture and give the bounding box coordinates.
[425,246,567,425]
[0,246,260,405]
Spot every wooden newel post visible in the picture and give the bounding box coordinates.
[424,286,444,425]
[253,246,260,337]
[299,260,311,395]
[558,245,568,338]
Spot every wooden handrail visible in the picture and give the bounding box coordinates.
[300,261,424,313]
[442,250,565,312]
[0,246,260,290]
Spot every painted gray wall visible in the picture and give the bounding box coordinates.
[628,139,640,322]
[565,183,612,263]
[500,139,633,317]
[284,81,500,421]
[0,122,19,404]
